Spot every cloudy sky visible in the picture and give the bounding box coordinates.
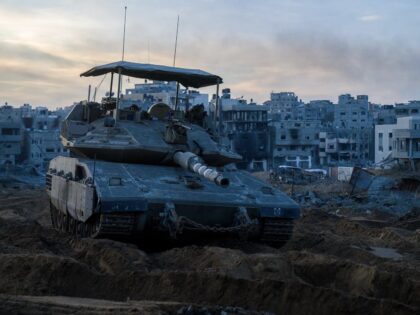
[0,0,419,108]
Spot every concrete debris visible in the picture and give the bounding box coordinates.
[349,167,375,193]
[270,166,326,185]
[265,168,420,217]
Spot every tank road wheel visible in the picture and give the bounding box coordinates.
[260,218,295,247]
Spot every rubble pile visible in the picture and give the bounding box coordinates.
[265,169,420,217]
[0,184,419,314]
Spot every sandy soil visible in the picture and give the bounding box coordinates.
[0,185,419,314]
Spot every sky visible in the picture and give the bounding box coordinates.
[0,0,419,109]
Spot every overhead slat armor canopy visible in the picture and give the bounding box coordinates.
[80,61,223,88]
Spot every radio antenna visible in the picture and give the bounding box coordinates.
[115,6,127,122]
[122,6,127,61]
[173,14,180,67]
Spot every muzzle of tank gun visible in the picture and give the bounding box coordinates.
[173,151,230,187]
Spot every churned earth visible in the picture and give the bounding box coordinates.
[0,183,419,315]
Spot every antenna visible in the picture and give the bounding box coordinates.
[122,6,127,61]
[173,14,180,67]
[115,6,127,122]
[87,85,91,102]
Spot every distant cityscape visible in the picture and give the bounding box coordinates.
[1,80,419,172]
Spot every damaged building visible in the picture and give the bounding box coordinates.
[318,94,374,166]
[271,120,320,168]
[219,89,270,171]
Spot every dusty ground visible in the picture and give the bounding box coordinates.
[0,182,419,314]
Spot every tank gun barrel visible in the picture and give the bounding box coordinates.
[173,151,229,187]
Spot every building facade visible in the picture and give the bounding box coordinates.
[219,90,269,171]
[265,92,303,119]
[27,129,65,168]
[0,105,23,165]
[271,120,320,169]
[374,124,395,164]
[392,115,420,170]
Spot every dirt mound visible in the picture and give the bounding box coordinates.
[154,246,295,281]
[0,188,419,314]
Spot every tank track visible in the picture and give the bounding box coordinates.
[51,202,295,245]
[50,203,135,238]
[260,218,294,247]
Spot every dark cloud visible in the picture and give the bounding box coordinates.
[271,31,420,102]
[0,41,76,66]
[1,1,420,107]
[167,30,420,103]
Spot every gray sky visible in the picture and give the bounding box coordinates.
[0,0,419,108]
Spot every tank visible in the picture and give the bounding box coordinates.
[46,61,299,246]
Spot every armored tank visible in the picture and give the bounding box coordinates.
[46,61,300,246]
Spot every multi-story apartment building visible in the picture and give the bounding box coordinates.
[319,128,372,166]
[334,94,372,129]
[271,120,320,169]
[305,100,335,127]
[0,105,22,165]
[326,94,374,165]
[265,92,303,120]
[0,121,22,165]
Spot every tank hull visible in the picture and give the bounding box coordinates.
[47,156,299,246]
